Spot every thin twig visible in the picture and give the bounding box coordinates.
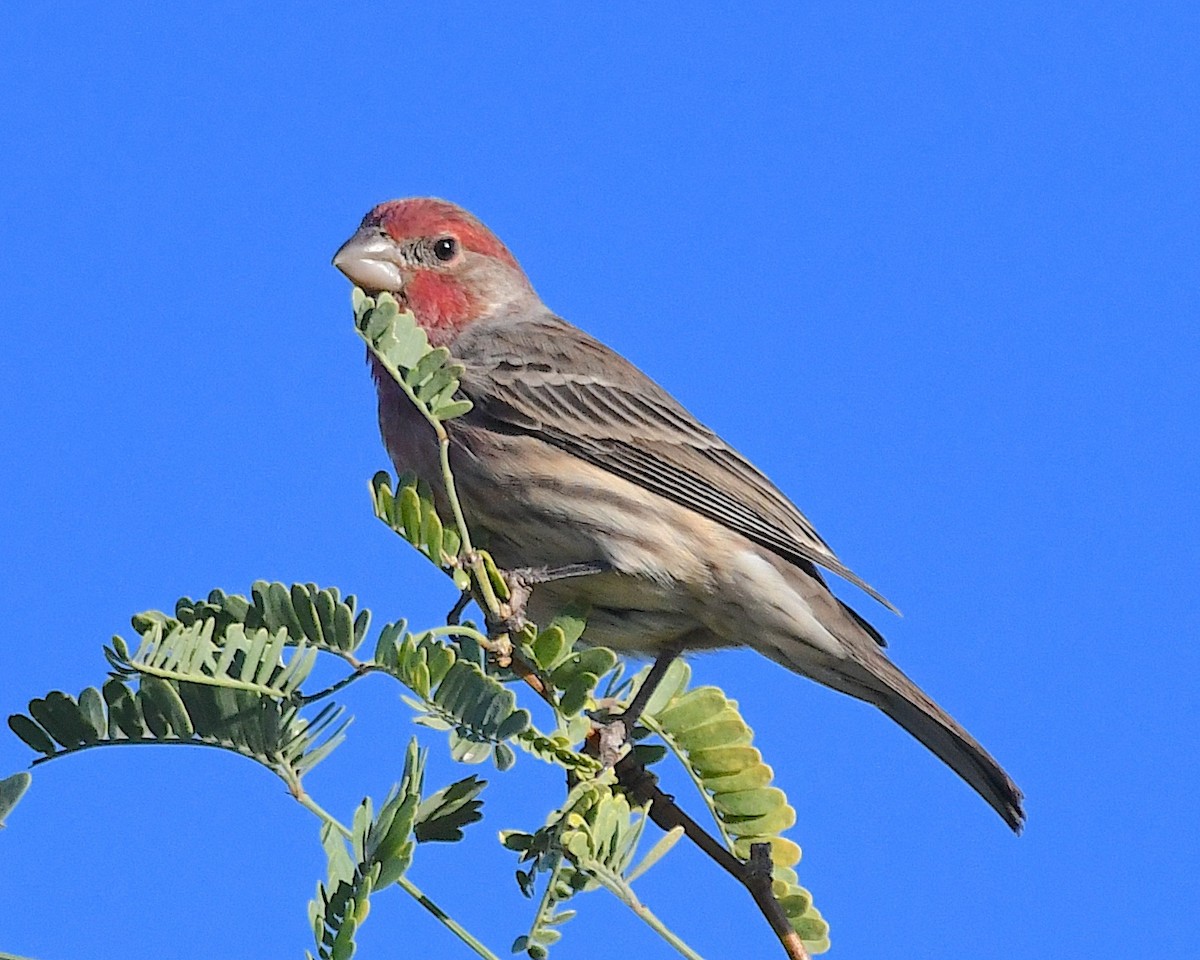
[290,663,385,705]
[293,783,501,960]
[586,866,707,960]
[398,877,502,960]
[446,589,472,625]
[613,752,810,960]
[291,785,352,838]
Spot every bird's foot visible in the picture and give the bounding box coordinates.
[585,695,637,766]
[591,714,632,768]
[492,561,612,635]
[586,648,683,768]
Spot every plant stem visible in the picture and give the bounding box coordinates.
[425,623,492,645]
[590,869,706,960]
[131,659,291,698]
[640,715,735,849]
[292,664,383,705]
[294,782,502,959]
[292,788,352,839]
[366,327,504,621]
[398,877,501,960]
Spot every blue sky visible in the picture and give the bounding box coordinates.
[1,2,1197,958]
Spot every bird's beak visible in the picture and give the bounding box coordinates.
[332,228,405,291]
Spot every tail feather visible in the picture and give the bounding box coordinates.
[863,653,1025,831]
[767,586,1025,831]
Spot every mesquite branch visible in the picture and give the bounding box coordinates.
[613,746,811,960]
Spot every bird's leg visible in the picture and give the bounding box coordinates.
[471,560,614,678]
[593,645,682,767]
[621,648,682,727]
[493,561,612,632]
[448,559,610,631]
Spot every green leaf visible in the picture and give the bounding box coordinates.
[28,693,88,748]
[711,787,788,819]
[7,715,55,756]
[137,686,170,738]
[625,824,684,883]
[450,737,492,764]
[480,551,509,601]
[425,641,455,687]
[685,744,763,778]
[292,585,325,645]
[414,775,486,842]
[405,345,452,388]
[499,830,533,852]
[399,486,422,544]
[552,610,588,646]
[420,505,444,561]
[791,911,830,943]
[314,589,339,647]
[493,710,530,742]
[433,398,473,420]
[673,714,752,752]
[569,648,618,679]
[640,658,691,716]
[724,803,796,837]
[140,678,193,738]
[778,890,813,918]
[392,321,430,369]
[410,660,431,700]
[531,626,566,670]
[493,742,516,771]
[353,609,370,648]
[333,603,356,652]
[557,676,594,717]
[103,679,146,739]
[0,771,32,826]
[76,687,106,742]
[413,363,458,402]
[549,650,616,688]
[655,686,727,731]
[703,763,774,795]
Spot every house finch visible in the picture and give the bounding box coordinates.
[333,198,1025,831]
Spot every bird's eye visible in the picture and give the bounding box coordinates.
[433,236,459,262]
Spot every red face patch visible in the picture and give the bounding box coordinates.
[368,197,521,271]
[400,269,479,346]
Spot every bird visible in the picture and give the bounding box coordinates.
[332,197,1025,831]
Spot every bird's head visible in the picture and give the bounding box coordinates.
[332,197,538,345]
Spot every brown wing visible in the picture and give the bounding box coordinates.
[451,312,897,613]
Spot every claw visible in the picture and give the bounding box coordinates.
[492,561,612,637]
[585,647,682,768]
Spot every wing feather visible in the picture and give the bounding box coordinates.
[451,313,897,612]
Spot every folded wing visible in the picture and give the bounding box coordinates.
[451,313,897,614]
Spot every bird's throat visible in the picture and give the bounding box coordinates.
[402,271,479,346]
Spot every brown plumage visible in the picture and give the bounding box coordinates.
[334,197,1025,831]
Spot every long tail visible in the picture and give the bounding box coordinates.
[768,590,1025,831]
[858,651,1025,831]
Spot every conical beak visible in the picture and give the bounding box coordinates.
[332,228,405,291]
